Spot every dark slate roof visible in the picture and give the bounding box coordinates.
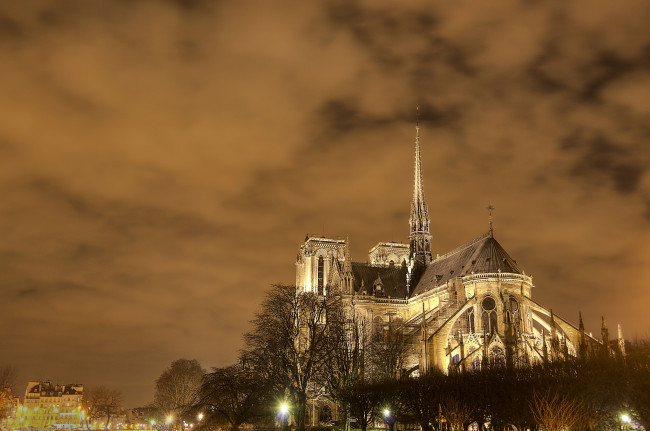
[411,233,523,297]
[352,262,409,299]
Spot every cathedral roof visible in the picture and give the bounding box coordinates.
[411,232,523,297]
[351,262,409,298]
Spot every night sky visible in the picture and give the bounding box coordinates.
[1,0,649,407]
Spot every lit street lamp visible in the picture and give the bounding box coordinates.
[383,408,395,431]
[621,414,631,431]
[277,404,289,431]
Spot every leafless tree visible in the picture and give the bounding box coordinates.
[0,365,16,393]
[529,390,582,431]
[84,386,123,430]
[242,285,344,431]
[339,382,382,431]
[441,397,474,431]
[197,363,267,431]
[154,358,205,423]
[324,309,372,431]
[367,318,411,380]
[625,339,650,428]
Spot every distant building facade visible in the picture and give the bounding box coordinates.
[12,381,84,429]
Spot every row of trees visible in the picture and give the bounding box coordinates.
[335,349,650,431]
[151,285,650,431]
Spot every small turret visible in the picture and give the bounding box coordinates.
[578,311,587,358]
[342,237,354,294]
[601,316,610,354]
[618,323,626,357]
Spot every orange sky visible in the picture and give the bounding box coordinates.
[0,0,649,406]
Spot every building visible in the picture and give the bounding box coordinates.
[295,122,621,382]
[14,381,84,429]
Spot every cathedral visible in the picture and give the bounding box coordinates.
[295,122,623,377]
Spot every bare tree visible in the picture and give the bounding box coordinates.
[0,366,16,390]
[529,390,582,431]
[324,310,372,431]
[242,285,344,431]
[441,397,474,431]
[197,363,267,431]
[84,387,123,430]
[339,382,382,431]
[367,318,411,380]
[397,372,446,431]
[625,339,650,428]
[154,358,205,424]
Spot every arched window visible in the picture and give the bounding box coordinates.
[319,405,332,424]
[471,355,481,372]
[467,308,475,333]
[317,256,324,294]
[490,312,498,334]
[481,296,497,334]
[489,346,506,367]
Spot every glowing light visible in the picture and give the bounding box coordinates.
[280,404,289,415]
[197,414,203,421]
[383,409,390,417]
[151,420,156,426]
[622,414,631,423]
[166,417,173,425]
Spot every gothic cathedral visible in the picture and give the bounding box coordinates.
[294,123,621,376]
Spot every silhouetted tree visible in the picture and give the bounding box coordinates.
[367,318,411,380]
[196,363,267,431]
[323,312,369,431]
[154,359,205,426]
[339,382,383,431]
[84,386,123,430]
[529,389,582,431]
[242,285,344,431]
[625,340,650,428]
[397,372,445,431]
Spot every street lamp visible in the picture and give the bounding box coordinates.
[621,414,631,431]
[197,414,203,422]
[383,408,395,431]
[278,404,289,431]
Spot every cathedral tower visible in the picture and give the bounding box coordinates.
[409,120,432,265]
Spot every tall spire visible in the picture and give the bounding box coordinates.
[409,107,432,266]
[487,203,495,237]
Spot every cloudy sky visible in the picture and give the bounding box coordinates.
[1,0,649,406]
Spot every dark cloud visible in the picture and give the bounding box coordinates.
[562,133,645,193]
[0,13,22,38]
